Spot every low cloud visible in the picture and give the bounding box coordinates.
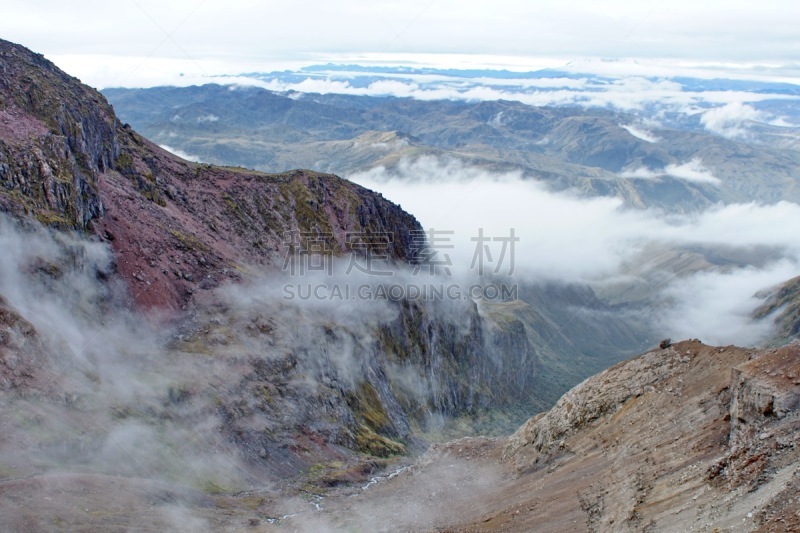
[658,260,798,346]
[620,158,721,185]
[350,156,800,346]
[620,124,659,143]
[0,216,253,523]
[664,159,721,185]
[701,102,767,138]
[209,71,794,122]
[159,144,203,163]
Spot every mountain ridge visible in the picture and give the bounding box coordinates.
[0,38,422,311]
[103,83,800,212]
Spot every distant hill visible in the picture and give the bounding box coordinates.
[104,84,800,212]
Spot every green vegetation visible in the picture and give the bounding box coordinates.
[222,193,251,225]
[279,176,336,248]
[114,152,134,173]
[168,228,209,252]
[34,210,72,228]
[199,479,231,495]
[348,382,407,457]
[355,425,406,457]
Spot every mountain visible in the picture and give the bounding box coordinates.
[0,41,424,311]
[0,37,652,436]
[0,36,540,505]
[103,84,800,212]
[755,276,800,345]
[0,38,653,530]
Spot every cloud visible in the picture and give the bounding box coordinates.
[620,124,659,143]
[215,69,798,127]
[663,160,721,185]
[701,102,768,138]
[349,156,800,345]
[159,144,203,162]
[620,158,721,185]
[10,1,800,72]
[0,216,253,513]
[658,260,798,346]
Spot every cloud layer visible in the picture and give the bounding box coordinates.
[350,156,800,346]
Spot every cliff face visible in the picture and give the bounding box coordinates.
[495,341,800,531]
[0,41,110,228]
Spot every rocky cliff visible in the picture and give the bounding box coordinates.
[754,276,800,345]
[0,39,421,311]
[0,37,540,490]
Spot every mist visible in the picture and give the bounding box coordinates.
[349,155,800,347]
[0,217,265,530]
[0,212,524,530]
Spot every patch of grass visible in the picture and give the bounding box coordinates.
[114,152,134,174]
[34,210,72,228]
[168,228,209,252]
[354,425,406,457]
[199,479,231,495]
[348,382,407,457]
[222,193,252,226]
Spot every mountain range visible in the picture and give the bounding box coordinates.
[103,83,800,213]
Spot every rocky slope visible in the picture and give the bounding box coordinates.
[0,39,424,311]
[287,340,799,532]
[0,37,652,460]
[6,37,797,532]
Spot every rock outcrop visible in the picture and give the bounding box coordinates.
[503,342,694,471]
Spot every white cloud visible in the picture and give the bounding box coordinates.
[620,124,659,143]
[659,261,798,346]
[196,114,219,123]
[349,156,800,345]
[701,102,768,138]
[8,1,800,67]
[663,159,721,185]
[620,159,721,185]
[159,144,203,163]
[619,167,659,179]
[213,71,797,124]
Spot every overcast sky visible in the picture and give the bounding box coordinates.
[1,0,799,88]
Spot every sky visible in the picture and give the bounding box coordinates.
[1,0,799,88]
